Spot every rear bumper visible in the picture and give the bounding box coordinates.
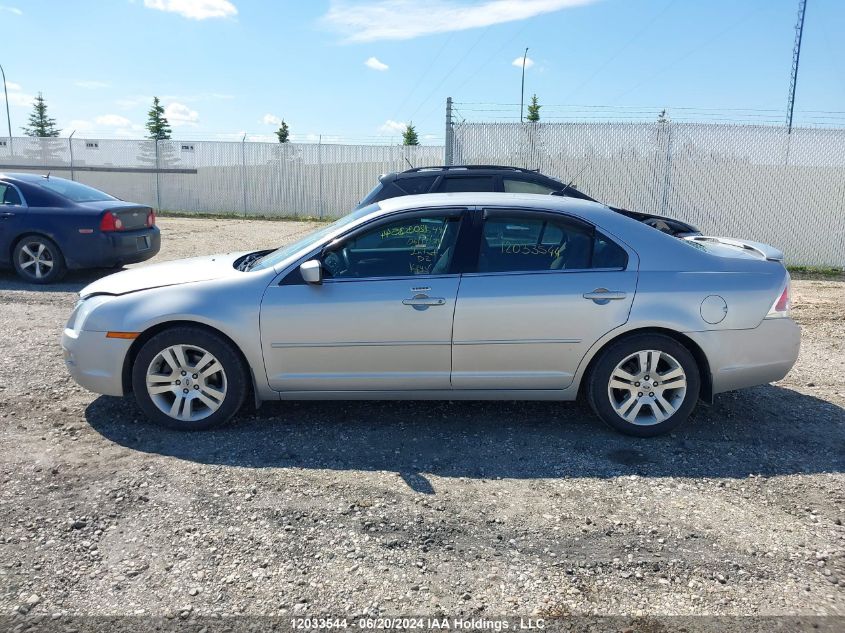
[65,227,161,269]
[685,318,801,395]
[61,328,130,396]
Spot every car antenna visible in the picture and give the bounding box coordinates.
[404,156,414,169]
[558,162,590,197]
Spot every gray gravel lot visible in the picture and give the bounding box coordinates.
[0,217,843,618]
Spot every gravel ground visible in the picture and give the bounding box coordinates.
[0,217,843,619]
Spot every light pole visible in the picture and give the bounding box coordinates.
[0,63,12,154]
[520,47,529,123]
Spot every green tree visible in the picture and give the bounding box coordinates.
[402,122,419,146]
[526,94,541,123]
[146,97,172,140]
[275,120,290,143]
[22,92,60,137]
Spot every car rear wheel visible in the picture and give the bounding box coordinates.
[13,236,67,284]
[131,327,248,431]
[586,334,700,437]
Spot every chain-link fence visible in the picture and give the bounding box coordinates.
[451,121,845,267]
[3,119,844,266]
[0,136,444,218]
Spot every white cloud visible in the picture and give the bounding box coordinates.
[0,5,22,15]
[324,0,598,42]
[364,56,389,71]
[378,119,407,134]
[143,0,237,20]
[164,102,200,126]
[262,113,282,126]
[95,114,133,128]
[512,55,534,69]
[4,81,33,107]
[67,119,96,132]
[75,80,109,89]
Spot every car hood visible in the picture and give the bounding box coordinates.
[80,252,248,298]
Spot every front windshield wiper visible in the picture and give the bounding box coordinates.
[236,251,268,272]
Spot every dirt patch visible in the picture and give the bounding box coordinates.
[0,217,842,618]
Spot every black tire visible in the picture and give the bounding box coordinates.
[131,326,248,431]
[12,235,67,284]
[586,333,700,437]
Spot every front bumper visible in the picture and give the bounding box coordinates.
[62,328,131,396]
[686,318,801,395]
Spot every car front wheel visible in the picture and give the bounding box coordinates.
[131,327,248,431]
[586,334,700,437]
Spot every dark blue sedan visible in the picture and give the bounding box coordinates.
[0,173,161,283]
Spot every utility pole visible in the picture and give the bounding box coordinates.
[0,63,13,154]
[520,47,529,123]
[786,0,808,133]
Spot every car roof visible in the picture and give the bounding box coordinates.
[375,191,611,219]
[381,165,564,182]
[0,172,54,185]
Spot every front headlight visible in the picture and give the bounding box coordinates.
[66,295,114,333]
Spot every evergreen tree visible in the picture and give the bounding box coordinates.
[402,122,419,146]
[146,97,172,140]
[22,93,60,137]
[275,120,290,143]
[526,94,541,123]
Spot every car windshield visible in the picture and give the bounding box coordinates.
[38,178,116,202]
[249,204,379,271]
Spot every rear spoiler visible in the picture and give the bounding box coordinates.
[683,236,785,262]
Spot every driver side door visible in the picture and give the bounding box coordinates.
[260,208,467,392]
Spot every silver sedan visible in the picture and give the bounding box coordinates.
[61,193,800,436]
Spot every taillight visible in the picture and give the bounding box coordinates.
[766,279,791,319]
[99,212,123,232]
[146,209,156,227]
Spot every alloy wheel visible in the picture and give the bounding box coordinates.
[18,240,55,280]
[607,349,688,426]
[145,344,228,422]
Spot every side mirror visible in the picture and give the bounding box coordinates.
[300,259,323,285]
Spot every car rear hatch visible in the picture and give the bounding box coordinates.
[683,236,785,262]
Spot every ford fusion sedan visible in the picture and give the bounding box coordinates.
[61,193,800,436]
[0,173,160,283]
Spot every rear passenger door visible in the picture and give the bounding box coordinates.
[451,209,638,390]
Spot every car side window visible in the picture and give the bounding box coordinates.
[437,176,495,193]
[502,178,556,195]
[321,213,462,280]
[478,214,627,273]
[0,184,23,206]
[396,176,437,195]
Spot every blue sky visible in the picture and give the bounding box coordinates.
[1,0,843,143]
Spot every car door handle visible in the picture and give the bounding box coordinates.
[583,288,627,303]
[402,295,446,307]
[0,211,15,219]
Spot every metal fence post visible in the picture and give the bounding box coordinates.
[318,135,324,218]
[660,121,673,216]
[68,130,76,181]
[241,133,247,216]
[445,97,454,166]
[154,139,162,211]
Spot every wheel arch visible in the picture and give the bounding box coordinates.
[121,319,257,406]
[10,231,64,262]
[578,326,713,404]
